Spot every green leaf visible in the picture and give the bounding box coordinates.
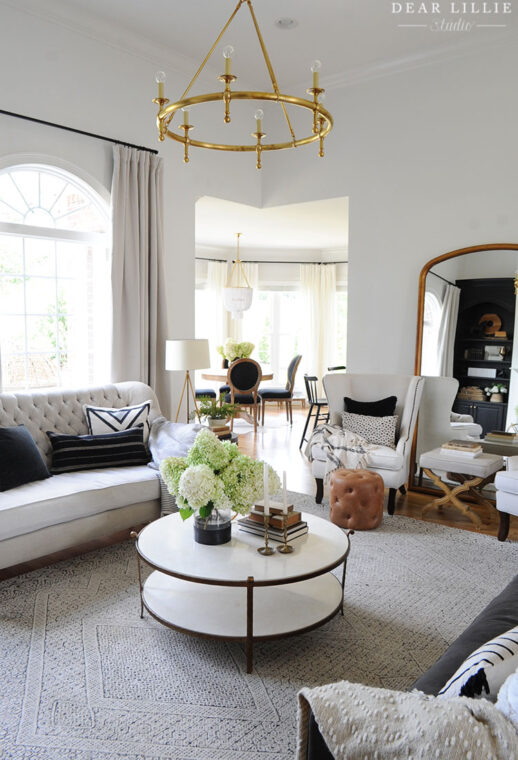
[198,504,213,519]
[179,507,195,521]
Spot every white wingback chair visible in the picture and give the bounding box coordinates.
[415,376,483,478]
[310,373,425,514]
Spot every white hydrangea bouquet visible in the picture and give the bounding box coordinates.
[160,428,280,521]
[216,338,255,363]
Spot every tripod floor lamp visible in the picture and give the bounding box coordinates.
[165,339,210,423]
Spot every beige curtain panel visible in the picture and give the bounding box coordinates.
[110,145,169,407]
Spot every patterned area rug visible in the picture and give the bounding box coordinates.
[1,494,517,760]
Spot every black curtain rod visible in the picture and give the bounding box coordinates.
[196,257,348,265]
[429,270,455,287]
[0,109,159,155]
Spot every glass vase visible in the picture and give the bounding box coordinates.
[193,508,232,545]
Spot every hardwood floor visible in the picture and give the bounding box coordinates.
[237,406,518,542]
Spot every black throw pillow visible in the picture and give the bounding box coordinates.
[0,425,51,491]
[46,427,151,474]
[344,395,397,417]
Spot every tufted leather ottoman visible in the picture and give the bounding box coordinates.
[329,469,384,530]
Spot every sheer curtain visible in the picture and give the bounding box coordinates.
[110,145,168,404]
[300,263,336,386]
[205,260,229,365]
[437,283,460,376]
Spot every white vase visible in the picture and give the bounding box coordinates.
[207,417,228,428]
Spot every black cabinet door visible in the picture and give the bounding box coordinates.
[473,403,507,436]
[452,400,474,417]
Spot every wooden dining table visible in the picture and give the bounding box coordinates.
[201,367,274,382]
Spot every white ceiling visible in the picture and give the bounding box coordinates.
[195,196,348,253]
[9,0,517,90]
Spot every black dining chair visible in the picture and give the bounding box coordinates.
[224,358,262,432]
[195,388,216,399]
[299,374,329,449]
[258,355,302,426]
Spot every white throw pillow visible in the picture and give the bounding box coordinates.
[83,400,152,441]
[496,666,518,731]
[341,411,398,449]
[438,625,518,702]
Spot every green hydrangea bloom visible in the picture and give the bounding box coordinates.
[186,428,230,472]
[159,456,188,496]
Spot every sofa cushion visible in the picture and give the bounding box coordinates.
[0,466,160,541]
[47,427,150,474]
[438,625,518,701]
[412,574,518,696]
[311,443,404,472]
[0,425,50,491]
[84,399,152,441]
[342,411,398,449]
[344,395,397,417]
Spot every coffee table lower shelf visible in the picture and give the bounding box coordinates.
[142,571,343,670]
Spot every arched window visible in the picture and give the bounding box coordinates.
[0,164,110,391]
[421,290,442,376]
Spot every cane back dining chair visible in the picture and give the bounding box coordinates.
[299,374,329,449]
[224,358,262,432]
[258,354,302,425]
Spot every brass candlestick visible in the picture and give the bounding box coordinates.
[277,513,294,554]
[257,514,275,555]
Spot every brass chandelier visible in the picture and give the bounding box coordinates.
[152,0,333,169]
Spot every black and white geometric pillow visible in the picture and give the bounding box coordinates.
[438,625,518,702]
[341,411,398,449]
[83,400,152,441]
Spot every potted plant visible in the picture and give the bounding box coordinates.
[484,383,508,403]
[216,338,255,363]
[160,429,280,545]
[193,395,239,428]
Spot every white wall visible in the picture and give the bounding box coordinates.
[261,40,518,375]
[0,3,260,413]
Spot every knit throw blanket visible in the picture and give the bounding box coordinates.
[305,424,377,481]
[297,680,518,760]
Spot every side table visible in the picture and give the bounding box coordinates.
[419,448,504,528]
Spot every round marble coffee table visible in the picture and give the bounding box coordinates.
[132,512,351,673]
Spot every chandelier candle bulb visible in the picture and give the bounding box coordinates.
[223,44,234,75]
[155,71,166,100]
[311,60,321,89]
[254,109,263,133]
[182,107,189,125]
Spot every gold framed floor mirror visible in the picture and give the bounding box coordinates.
[410,243,518,494]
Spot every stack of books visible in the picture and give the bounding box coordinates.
[207,424,231,439]
[238,502,308,543]
[440,440,483,458]
[485,430,518,443]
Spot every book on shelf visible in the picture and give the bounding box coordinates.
[237,521,308,543]
[254,500,294,515]
[247,509,302,528]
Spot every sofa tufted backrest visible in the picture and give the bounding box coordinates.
[0,381,162,466]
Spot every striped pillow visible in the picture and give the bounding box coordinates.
[438,625,518,702]
[46,427,150,474]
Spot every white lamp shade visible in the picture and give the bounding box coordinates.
[165,339,210,371]
[223,287,253,320]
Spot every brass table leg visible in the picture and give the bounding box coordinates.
[246,576,254,674]
[130,530,144,618]
[421,469,496,529]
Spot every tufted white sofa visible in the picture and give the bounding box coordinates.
[0,381,162,573]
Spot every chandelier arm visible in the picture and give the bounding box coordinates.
[179,0,245,102]
[245,0,296,145]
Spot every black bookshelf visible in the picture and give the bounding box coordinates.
[452,278,514,435]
